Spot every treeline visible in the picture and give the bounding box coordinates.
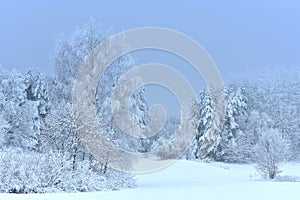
[151,71,300,179]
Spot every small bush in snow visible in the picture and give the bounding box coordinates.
[254,129,290,179]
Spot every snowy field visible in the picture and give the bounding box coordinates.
[1,160,300,200]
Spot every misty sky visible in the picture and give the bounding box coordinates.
[0,0,299,116]
[1,0,299,73]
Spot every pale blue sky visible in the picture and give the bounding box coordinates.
[0,0,299,116]
[0,0,299,74]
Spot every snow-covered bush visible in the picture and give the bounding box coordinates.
[103,169,136,191]
[274,175,300,182]
[0,150,135,193]
[254,129,290,179]
[0,150,68,193]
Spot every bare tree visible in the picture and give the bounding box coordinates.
[254,129,290,179]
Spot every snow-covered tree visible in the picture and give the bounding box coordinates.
[41,101,85,170]
[254,129,291,179]
[192,90,213,159]
[53,19,108,101]
[151,117,180,159]
[243,73,300,161]
[213,86,248,162]
[24,70,50,118]
[0,72,39,151]
[51,19,150,173]
[0,92,7,149]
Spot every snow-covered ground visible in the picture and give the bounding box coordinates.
[1,160,300,200]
